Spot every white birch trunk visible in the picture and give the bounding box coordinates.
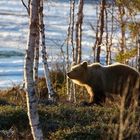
[24,0,43,139]
[33,34,39,82]
[33,19,40,97]
[66,0,72,101]
[108,2,114,65]
[39,0,57,102]
[66,0,77,102]
[71,0,76,103]
[75,0,84,64]
[118,6,126,55]
[71,0,75,61]
[96,0,106,62]
[137,34,140,72]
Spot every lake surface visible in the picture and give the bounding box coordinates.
[0,0,99,88]
[1,0,139,88]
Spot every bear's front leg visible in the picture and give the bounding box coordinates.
[85,85,105,106]
[93,88,106,106]
[80,85,94,106]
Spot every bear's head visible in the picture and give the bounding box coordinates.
[67,61,88,84]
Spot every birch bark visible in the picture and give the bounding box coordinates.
[71,0,76,103]
[66,0,72,100]
[33,18,40,94]
[137,34,140,72]
[39,0,57,102]
[66,0,76,102]
[24,0,43,139]
[71,0,75,61]
[92,5,99,62]
[75,0,84,64]
[96,0,106,62]
[105,3,113,65]
[108,3,114,65]
[118,5,126,54]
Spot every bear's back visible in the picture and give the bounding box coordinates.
[104,63,139,77]
[103,63,139,95]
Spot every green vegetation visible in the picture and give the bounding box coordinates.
[116,0,140,11]
[0,100,139,139]
[115,48,137,63]
[0,73,140,139]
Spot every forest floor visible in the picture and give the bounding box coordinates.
[0,85,140,140]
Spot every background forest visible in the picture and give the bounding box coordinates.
[0,0,140,139]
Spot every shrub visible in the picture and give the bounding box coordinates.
[0,106,28,131]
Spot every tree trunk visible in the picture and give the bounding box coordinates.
[66,0,76,102]
[33,38,39,81]
[96,0,106,62]
[75,0,84,64]
[92,5,99,62]
[70,0,76,103]
[39,0,57,102]
[33,19,40,96]
[24,0,43,139]
[105,7,109,65]
[66,0,72,100]
[118,5,126,54]
[71,0,75,61]
[105,2,114,65]
[137,34,140,72]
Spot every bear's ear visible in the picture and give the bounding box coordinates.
[81,61,87,69]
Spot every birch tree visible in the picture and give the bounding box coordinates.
[24,0,43,139]
[75,0,84,64]
[91,5,100,62]
[66,0,72,101]
[39,0,58,102]
[118,5,126,54]
[70,0,76,103]
[71,0,75,61]
[137,34,140,72]
[66,0,76,102]
[96,0,106,62]
[105,1,114,65]
[105,7,109,65]
[33,13,40,94]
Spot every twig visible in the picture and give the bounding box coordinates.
[21,0,30,15]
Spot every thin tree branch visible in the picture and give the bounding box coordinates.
[21,0,30,15]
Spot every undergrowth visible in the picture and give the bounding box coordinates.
[0,71,139,139]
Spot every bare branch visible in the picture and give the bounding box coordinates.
[21,0,30,15]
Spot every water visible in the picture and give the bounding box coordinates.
[1,0,139,88]
[0,0,98,88]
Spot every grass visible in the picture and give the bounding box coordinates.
[0,75,140,140]
[0,102,139,139]
[0,97,139,139]
[0,102,118,140]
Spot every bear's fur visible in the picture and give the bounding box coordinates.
[67,61,140,106]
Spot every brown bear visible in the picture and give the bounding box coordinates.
[67,61,140,106]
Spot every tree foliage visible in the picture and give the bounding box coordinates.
[116,0,140,12]
[115,48,137,63]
